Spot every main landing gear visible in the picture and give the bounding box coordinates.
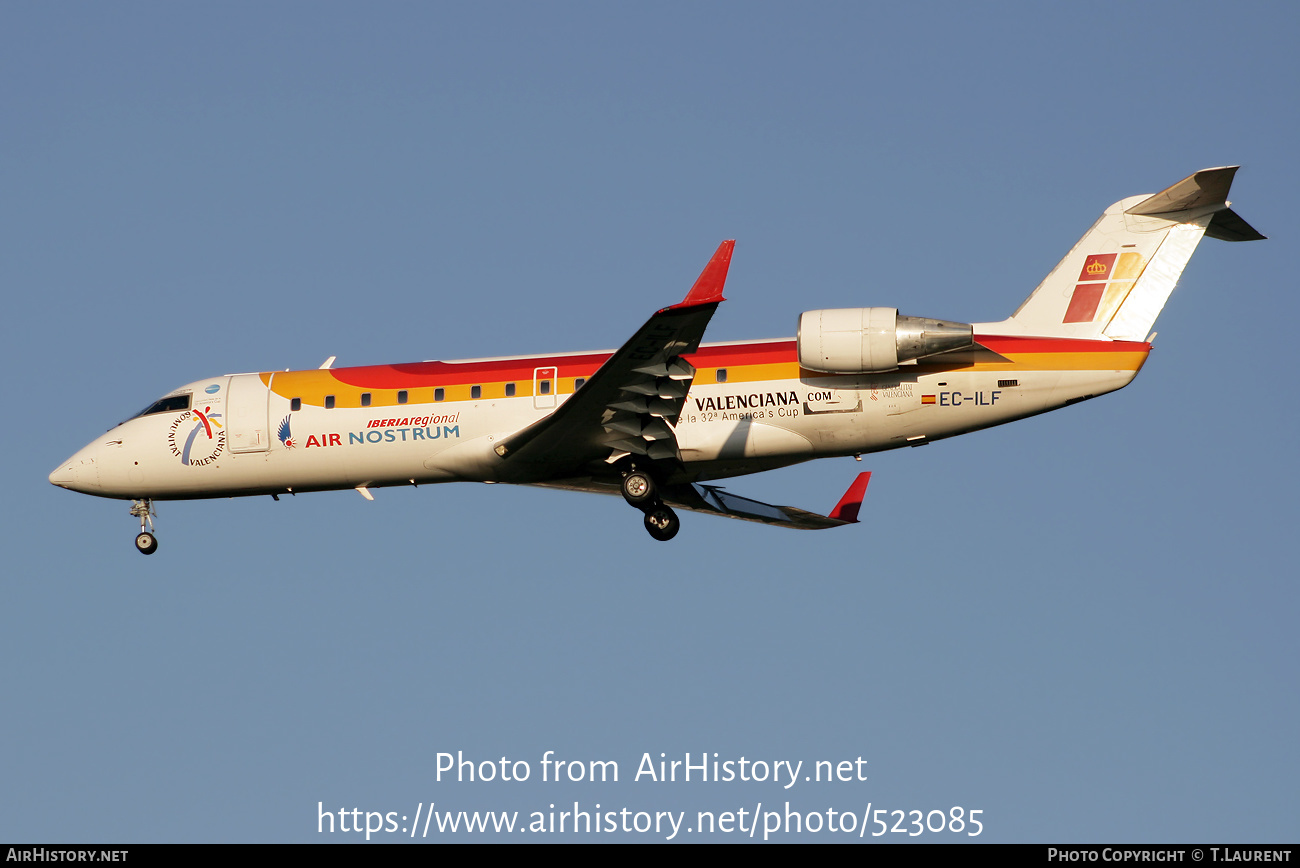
[130,499,158,555]
[621,468,680,542]
[643,506,680,542]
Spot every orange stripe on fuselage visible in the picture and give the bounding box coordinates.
[261,336,1150,408]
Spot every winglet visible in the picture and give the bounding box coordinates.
[828,472,871,523]
[667,240,734,310]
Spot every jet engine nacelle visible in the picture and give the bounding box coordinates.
[797,308,975,373]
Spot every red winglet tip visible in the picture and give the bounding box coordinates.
[669,240,734,309]
[828,472,871,523]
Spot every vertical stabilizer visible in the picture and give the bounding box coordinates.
[986,167,1261,340]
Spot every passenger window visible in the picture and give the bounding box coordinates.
[575,378,586,390]
[290,398,301,412]
[397,390,408,404]
[716,369,727,383]
[506,383,516,397]
[539,380,551,395]
[471,385,482,399]
[434,388,445,402]
[361,393,372,407]
[325,395,336,409]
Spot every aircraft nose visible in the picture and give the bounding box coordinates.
[49,449,102,493]
[49,461,76,488]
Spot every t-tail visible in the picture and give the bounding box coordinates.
[985,167,1264,340]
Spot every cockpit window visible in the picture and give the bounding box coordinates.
[133,394,191,419]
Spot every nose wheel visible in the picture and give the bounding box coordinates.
[135,532,158,555]
[130,499,158,555]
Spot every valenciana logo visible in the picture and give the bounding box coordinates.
[168,407,225,466]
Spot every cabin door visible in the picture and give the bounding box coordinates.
[226,373,271,453]
[533,367,558,410]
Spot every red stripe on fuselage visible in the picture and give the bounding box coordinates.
[689,341,798,365]
[974,335,1151,353]
[321,336,1144,388]
[330,353,612,388]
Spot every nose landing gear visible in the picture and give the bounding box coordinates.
[130,499,158,555]
[621,468,680,542]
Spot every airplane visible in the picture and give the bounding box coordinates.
[49,167,1262,553]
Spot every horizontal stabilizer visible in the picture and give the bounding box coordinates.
[1125,165,1240,216]
[1205,207,1266,242]
[988,166,1261,342]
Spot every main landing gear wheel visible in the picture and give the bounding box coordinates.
[621,470,656,507]
[643,506,680,542]
[135,532,158,555]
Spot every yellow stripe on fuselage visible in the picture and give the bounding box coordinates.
[260,348,1147,409]
[261,370,588,409]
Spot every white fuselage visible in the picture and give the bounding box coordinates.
[49,332,1147,501]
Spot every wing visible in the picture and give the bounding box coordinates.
[664,471,871,529]
[532,471,872,530]
[494,241,734,481]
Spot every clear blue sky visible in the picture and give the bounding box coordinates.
[3,2,1296,842]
